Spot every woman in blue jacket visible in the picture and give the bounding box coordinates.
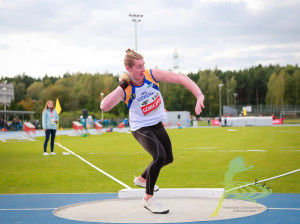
[42,100,59,155]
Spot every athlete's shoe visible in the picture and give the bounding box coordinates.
[143,197,169,214]
[43,152,49,156]
[50,152,56,155]
[134,176,159,192]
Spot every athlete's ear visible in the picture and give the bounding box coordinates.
[125,66,131,73]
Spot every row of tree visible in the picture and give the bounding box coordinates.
[1,64,299,119]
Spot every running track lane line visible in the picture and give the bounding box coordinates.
[225,168,300,193]
[55,143,132,190]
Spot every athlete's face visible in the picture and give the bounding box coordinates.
[126,59,145,85]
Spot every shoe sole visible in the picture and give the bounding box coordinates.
[144,206,169,214]
[134,183,159,192]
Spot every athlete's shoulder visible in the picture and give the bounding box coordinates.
[144,69,159,85]
[123,85,133,104]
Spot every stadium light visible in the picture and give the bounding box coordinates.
[100,92,104,121]
[129,14,143,51]
[218,84,223,118]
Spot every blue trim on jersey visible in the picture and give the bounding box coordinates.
[150,69,159,83]
[144,79,152,85]
[122,89,126,102]
[127,86,135,109]
[144,78,159,91]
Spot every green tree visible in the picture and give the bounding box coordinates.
[197,70,222,116]
[14,82,26,102]
[18,97,34,111]
[26,82,43,100]
[293,70,300,106]
[266,72,277,106]
[276,69,288,108]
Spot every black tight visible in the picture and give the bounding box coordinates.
[132,122,173,195]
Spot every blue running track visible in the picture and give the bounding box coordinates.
[0,193,299,224]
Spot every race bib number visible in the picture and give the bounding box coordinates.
[139,92,161,116]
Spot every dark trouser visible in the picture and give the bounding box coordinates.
[132,122,173,195]
[44,129,56,152]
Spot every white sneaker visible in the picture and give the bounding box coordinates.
[134,176,159,192]
[143,197,169,214]
[43,152,49,156]
[50,152,56,155]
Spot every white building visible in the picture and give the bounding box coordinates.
[166,111,191,128]
[0,82,14,107]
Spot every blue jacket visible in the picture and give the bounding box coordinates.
[42,109,59,130]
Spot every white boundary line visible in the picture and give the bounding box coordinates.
[0,208,56,211]
[20,135,36,141]
[225,169,300,193]
[0,136,38,142]
[55,143,132,190]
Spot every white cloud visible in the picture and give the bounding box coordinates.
[0,0,299,78]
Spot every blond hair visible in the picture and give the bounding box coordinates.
[43,100,55,111]
[124,48,143,68]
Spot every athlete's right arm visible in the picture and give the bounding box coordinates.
[100,86,125,112]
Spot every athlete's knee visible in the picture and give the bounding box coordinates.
[164,155,173,166]
[155,154,166,166]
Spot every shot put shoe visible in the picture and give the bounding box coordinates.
[133,176,159,192]
[143,197,169,214]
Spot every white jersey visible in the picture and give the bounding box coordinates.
[123,69,167,131]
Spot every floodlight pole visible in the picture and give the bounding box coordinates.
[2,84,7,121]
[233,93,238,108]
[218,84,223,118]
[129,14,143,51]
[100,92,104,121]
[4,97,6,122]
[227,89,230,106]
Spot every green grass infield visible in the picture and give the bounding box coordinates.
[0,126,299,194]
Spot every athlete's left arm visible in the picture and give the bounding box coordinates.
[152,69,205,115]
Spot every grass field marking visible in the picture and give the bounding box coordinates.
[277,130,300,133]
[20,135,36,141]
[0,208,56,211]
[181,147,221,149]
[55,143,132,190]
[1,140,34,143]
[225,168,300,193]
[0,135,38,143]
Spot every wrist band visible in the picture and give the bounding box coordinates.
[119,80,129,90]
[197,92,203,97]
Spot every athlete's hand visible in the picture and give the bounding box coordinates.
[195,94,205,115]
[119,73,131,90]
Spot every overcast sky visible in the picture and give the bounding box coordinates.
[0,0,299,78]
